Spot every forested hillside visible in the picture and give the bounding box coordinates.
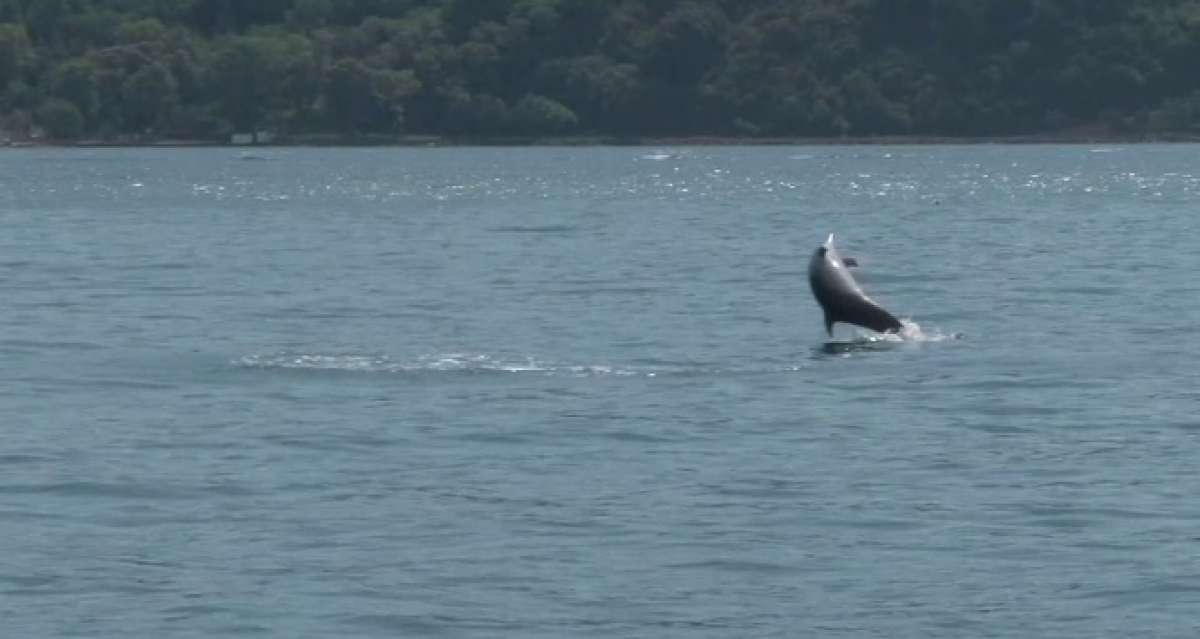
[2,0,1200,142]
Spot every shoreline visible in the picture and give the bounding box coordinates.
[7,130,1200,149]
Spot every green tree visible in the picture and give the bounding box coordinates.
[35,97,83,138]
[442,0,514,39]
[440,89,509,134]
[371,67,421,129]
[117,17,167,45]
[535,55,640,132]
[511,93,576,134]
[270,36,323,130]
[322,57,376,133]
[122,62,177,132]
[22,0,65,43]
[6,0,1200,141]
[0,0,21,23]
[51,58,98,124]
[641,1,728,84]
[288,0,334,28]
[841,69,911,134]
[0,23,30,89]
[209,36,275,130]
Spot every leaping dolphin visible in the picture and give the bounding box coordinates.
[808,234,904,336]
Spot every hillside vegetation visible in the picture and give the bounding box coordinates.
[3,0,1200,142]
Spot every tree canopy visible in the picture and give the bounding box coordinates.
[2,0,1200,141]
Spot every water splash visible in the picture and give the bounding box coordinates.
[898,319,961,343]
[818,320,962,355]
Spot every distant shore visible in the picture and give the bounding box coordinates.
[8,129,1200,149]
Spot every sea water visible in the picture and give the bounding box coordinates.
[2,145,1199,637]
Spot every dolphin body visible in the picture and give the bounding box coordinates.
[808,234,904,336]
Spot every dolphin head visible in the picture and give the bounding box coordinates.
[817,233,835,256]
[815,233,845,267]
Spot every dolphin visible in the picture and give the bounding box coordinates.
[808,234,904,336]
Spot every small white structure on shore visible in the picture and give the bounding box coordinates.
[230,130,275,145]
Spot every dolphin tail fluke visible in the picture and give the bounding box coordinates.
[862,306,904,334]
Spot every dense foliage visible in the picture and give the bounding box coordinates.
[3,0,1200,141]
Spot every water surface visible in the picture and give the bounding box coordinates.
[2,145,1199,637]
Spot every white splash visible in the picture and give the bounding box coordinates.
[848,319,960,343]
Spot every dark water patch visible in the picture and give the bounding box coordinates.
[1022,505,1165,521]
[959,421,1036,435]
[0,453,57,465]
[1051,284,1125,297]
[114,261,195,271]
[550,285,662,297]
[1078,578,1200,604]
[0,573,64,591]
[133,285,208,296]
[947,375,1103,391]
[1162,420,1200,432]
[0,480,246,500]
[78,378,178,391]
[596,429,678,444]
[1027,517,1094,530]
[0,339,104,352]
[138,313,202,321]
[163,604,233,620]
[131,438,241,452]
[338,614,459,635]
[815,339,903,356]
[0,508,70,521]
[489,224,578,234]
[1069,540,1146,553]
[965,400,1071,418]
[454,430,534,445]
[815,516,928,531]
[13,299,86,310]
[806,331,964,357]
[259,433,403,453]
[704,478,815,500]
[665,558,798,574]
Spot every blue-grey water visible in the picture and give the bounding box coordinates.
[2,145,1199,637]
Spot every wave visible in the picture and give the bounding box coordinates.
[233,351,799,378]
[234,352,646,377]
